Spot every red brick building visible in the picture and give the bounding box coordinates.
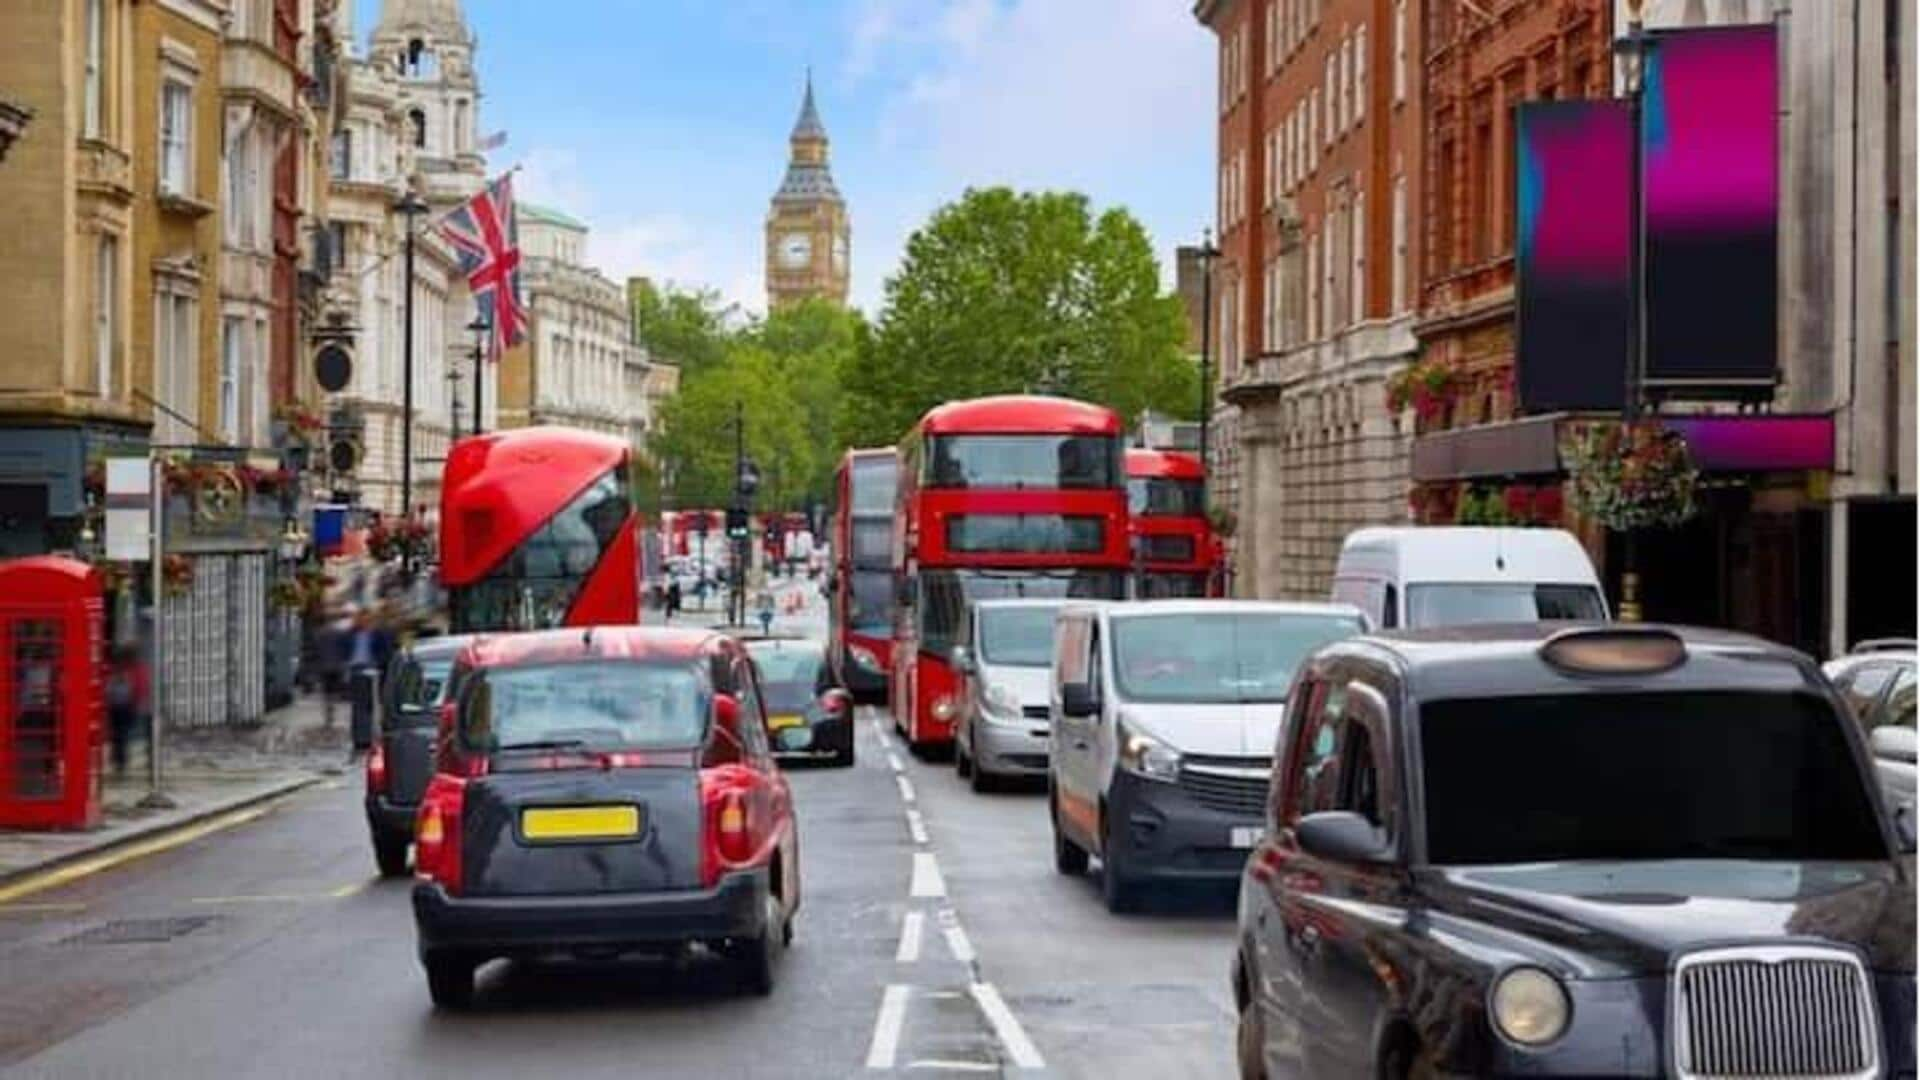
[1196,0,1425,599]
[1414,0,1613,432]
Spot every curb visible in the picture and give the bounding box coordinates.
[0,772,328,894]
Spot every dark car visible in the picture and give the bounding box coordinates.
[1233,624,1916,1079]
[744,636,855,766]
[411,627,800,1008]
[365,634,473,876]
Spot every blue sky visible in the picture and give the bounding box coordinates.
[358,0,1214,316]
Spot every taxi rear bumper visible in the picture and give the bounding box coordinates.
[413,868,770,957]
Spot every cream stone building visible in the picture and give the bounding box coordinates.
[506,204,640,438]
[0,0,144,555]
[319,0,486,519]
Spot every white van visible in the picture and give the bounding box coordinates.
[1047,600,1367,913]
[1330,526,1608,630]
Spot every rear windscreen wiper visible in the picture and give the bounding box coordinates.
[495,739,592,753]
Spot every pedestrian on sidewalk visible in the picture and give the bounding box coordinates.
[105,643,149,777]
[755,589,775,635]
[665,579,682,622]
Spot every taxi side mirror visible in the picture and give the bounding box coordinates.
[1061,682,1100,718]
[1296,810,1395,865]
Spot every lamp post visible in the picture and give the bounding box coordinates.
[1194,230,1220,506]
[395,190,429,572]
[466,313,489,437]
[446,360,462,438]
[1613,0,1652,621]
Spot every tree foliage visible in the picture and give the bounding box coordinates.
[838,188,1197,447]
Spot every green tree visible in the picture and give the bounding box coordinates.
[653,346,812,512]
[840,187,1195,447]
[628,278,734,375]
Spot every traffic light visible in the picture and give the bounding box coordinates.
[726,506,749,539]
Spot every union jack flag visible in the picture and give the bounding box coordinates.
[437,174,526,361]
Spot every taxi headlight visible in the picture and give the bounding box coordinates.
[1116,720,1180,783]
[931,695,955,721]
[1490,967,1571,1047]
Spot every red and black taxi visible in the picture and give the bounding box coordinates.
[410,626,800,1008]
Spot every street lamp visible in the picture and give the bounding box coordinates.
[1194,230,1220,504]
[1612,0,1652,620]
[446,359,463,438]
[394,189,429,570]
[466,312,490,437]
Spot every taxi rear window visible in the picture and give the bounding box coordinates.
[462,660,707,754]
[1420,691,1886,865]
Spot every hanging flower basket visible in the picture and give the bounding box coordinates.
[1562,421,1699,531]
[162,553,194,596]
[1206,505,1237,538]
[272,403,326,446]
[1385,361,1462,422]
[368,516,434,564]
[242,464,294,497]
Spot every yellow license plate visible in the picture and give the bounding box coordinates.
[521,805,641,841]
[769,714,804,730]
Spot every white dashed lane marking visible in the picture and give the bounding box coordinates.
[896,775,916,804]
[909,852,945,898]
[970,982,1047,1070]
[866,984,912,1069]
[906,807,928,845]
[896,910,924,963]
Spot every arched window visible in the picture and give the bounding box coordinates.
[409,108,427,149]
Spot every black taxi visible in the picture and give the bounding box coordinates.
[411,627,800,1008]
[743,636,856,766]
[1233,624,1915,1079]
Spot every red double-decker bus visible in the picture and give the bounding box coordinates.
[439,426,642,632]
[829,448,898,702]
[891,396,1131,752]
[1125,448,1219,598]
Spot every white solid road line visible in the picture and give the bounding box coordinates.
[969,982,1048,1070]
[866,984,913,1069]
[906,807,929,845]
[896,910,925,963]
[897,775,916,803]
[909,851,946,898]
[887,752,905,773]
[941,919,976,965]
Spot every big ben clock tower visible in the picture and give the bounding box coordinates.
[765,74,850,307]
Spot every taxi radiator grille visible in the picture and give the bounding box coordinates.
[1021,705,1050,721]
[1675,949,1878,1079]
[1177,758,1269,816]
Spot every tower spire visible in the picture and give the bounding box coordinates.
[791,69,826,143]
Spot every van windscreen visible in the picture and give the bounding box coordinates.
[1405,583,1604,628]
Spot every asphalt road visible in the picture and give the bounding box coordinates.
[0,602,1238,1079]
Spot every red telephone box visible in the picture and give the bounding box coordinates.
[0,556,106,829]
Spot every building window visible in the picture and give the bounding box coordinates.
[1391,174,1408,313]
[83,0,105,139]
[1322,214,1337,332]
[219,316,242,441]
[330,128,351,180]
[251,315,269,446]
[1310,87,1321,159]
[454,100,470,152]
[1435,135,1456,273]
[1339,36,1353,132]
[409,108,427,150]
[1325,54,1338,137]
[1394,0,1408,104]
[1472,114,1493,263]
[160,81,192,195]
[157,287,198,444]
[1354,26,1367,123]
[1351,188,1366,323]
[1307,231,1320,341]
[95,234,117,396]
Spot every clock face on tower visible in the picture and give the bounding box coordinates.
[779,233,812,269]
[832,232,848,272]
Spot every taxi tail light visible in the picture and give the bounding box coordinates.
[698,764,763,887]
[366,742,389,794]
[414,774,468,895]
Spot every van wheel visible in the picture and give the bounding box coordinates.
[373,831,410,877]
[424,952,476,1010]
[1236,958,1268,1079]
[1052,792,1088,875]
[955,739,973,779]
[970,759,995,794]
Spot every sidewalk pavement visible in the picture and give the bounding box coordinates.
[0,692,351,891]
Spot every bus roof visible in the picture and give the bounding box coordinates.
[843,446,898,463]
[918,395,1122,437]
[1125,448,1204,480]
[440,426,630,586]
[459,626,724,670]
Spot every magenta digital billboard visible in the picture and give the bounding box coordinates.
[1642,24,1779,389]
[1514,100,1633,412]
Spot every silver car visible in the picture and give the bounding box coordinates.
[953,599,1064,792]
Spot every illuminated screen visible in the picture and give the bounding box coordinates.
[1643,24,1778,387]
[1514,100,1632,412]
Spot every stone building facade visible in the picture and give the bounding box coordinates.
[319,0,484,519]
[1197,0,1423,600]
[765,76,851,308]
[504,203,639,438]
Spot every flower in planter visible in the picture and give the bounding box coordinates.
[1563,421,1698,531]
[162,553,195,596]
[1503,484,1536,523]
[1532,484,1565,524]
